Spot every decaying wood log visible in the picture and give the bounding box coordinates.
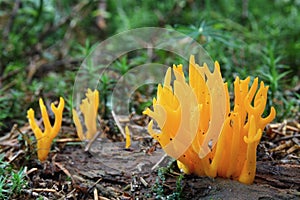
[56,141,300,199]
[180,161,299,199]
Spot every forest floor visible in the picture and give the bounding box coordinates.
[0,113,299,199]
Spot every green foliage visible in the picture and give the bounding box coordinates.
[10,167,27,194]
[98,73,116,118]
[153,167,167,198]
[113,55,131,75]
[257,43,299,120]
[259,44,291,96]
[1,0,55,69]
[106,0,176,32]
[0,89,25,131]
[0,0,99,131]
[0,154,28,199]
[0,0,298,131]
[0,0,299,198]
[151,161,184,199]
[170,1,299,121]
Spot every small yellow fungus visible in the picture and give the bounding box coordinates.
[143,55,276,184]
[72,89,99,140]
[125,125,131,149]
[27,97,65,162]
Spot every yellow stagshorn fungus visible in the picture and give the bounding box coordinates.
[125,125,131,149]
[27,97,65,162]
[72,89,99,140]
[143,55,276,184]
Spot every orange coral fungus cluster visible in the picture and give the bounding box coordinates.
[72,89,99,140]
[27,97,65,162]
[27,88,100,162]
[143,55,276,184]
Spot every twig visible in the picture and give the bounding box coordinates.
[32,188,56,192]
[8,150,24,164]
[287,145,300,154]
[26,168,38,175]
[111,110,126,138]
[55,138,82,143]
[94,188,99,200]
[0,78,17,91]
[286,125,299,132]
[89,177,103,194]
[0,68,21,84]
[93,178,103,187]
[270,140,293,152]
[24,187,63,198]
[27,59,81,82]
[32,188,59,193]
[85,131,102,152]
[0,124,17,142]
[98,196,110,200]
[273,134,300,143]
[54,161,74,183]
[151,153,168,171]
[59,188,76,200]
[140,176,148,187]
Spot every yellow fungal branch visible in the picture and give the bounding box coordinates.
[125,125,131,149]
[27,97,65,162]
[143,55,276,184]
[72,89,99,141]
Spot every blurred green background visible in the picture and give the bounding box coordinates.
[0,0,299,132]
